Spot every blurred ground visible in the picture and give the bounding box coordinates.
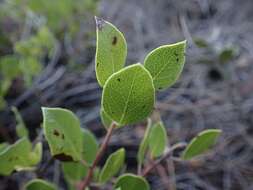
[0,0,253,190]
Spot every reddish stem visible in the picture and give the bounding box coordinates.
[78,123,116,190]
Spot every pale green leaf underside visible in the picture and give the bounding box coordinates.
[99,148,125,183]
[102,64,155,126]
[0,138,41,175]
[148,122,168,158]
[144,41,186,90]
[62,129,98,181]
[114,174,150,190]
[25,179,56,190]
[182,129,222,160]
[95,17,127,87]
[137,119,151,164]
[42,107,83,161]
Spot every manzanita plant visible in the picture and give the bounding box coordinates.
[0,17,222,190]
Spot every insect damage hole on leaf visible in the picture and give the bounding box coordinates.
[42,107,83,162]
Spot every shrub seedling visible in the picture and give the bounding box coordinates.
[0,17,222,190]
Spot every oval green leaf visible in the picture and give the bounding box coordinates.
[114,174,150,190]
[144,41,186,90]
[102,64,155,126]
[42,107,83,161]
[99,148,125,183]
[148,122,168,158]
[0,138,41,175]
[12,107,29,138]
[137,119,151,164]
[95,17,127,87]
[25,179,56,190]
[62,129,98,181]
[182,129,222,160]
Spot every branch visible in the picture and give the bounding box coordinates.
[142,142,187,177]
[77,122,116,190]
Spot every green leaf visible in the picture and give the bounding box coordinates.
[62,129,98,182]
[42,107,83,161]
[25,179,56,190]
[95,17,127,87]
[102,64,155,126]
[12,107,29,138]
[100,108,113,129]
[144,41,186,90]
[219,47,236,63]
[148,122,168,158]
[0,143,9,153]
[137,119,151,164]
[0,138,41,175]
[99,148,125,183]
[182,129,222,160]
[114,174,150,190]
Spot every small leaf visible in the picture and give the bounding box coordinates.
[25,179,56,190]
[62,129,98,182]
[182,129,222,160]
[0,143,8,153]
[144,41,186,90]
[148,122,168,158]
[99,148,125,183]
[42,107,83,161]
[100,108,113,129]
[12,107,29,138]
[102,64,155,126]
[114,174,150,190]
[95,17,127,87]
[0,138,41,175]
[219,47,236,63]
[137,119,151,164]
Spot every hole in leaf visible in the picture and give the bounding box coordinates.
[117,78,121,82]
[54,153,73,162]
[112,36,117,45]
[53,129,60,137]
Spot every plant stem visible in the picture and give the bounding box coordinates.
[78,123,116,190]
[142,142,187,177]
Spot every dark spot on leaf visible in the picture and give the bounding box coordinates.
[54,153,73,162]
[62,134,65,140]
[158,87,163,90]
[117,78,121,82]
[112,36,117,45]
[95,17,105,31]
[97,62,99,67]
[174,52,179,56]
[176,58,179,62]
[53,129,60,137]
[142,105,145,109]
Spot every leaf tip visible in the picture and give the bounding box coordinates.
[95,16,105,31]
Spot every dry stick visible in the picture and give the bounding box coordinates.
[142,142,187,177]
[78,123,116,190]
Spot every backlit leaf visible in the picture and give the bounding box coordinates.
[42,107,83,161]
[182,129,222,160]
[25,179,56,190]
[144,41,186,90]
[148,122,168,158]
[95,17,127,87]
[0,138,41,175]
[99,148,125,183]
[137,119,151,164]
[12,107,29,138]
[114,174,150,190]
[102,64,155,126]
[62,129,98,182]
